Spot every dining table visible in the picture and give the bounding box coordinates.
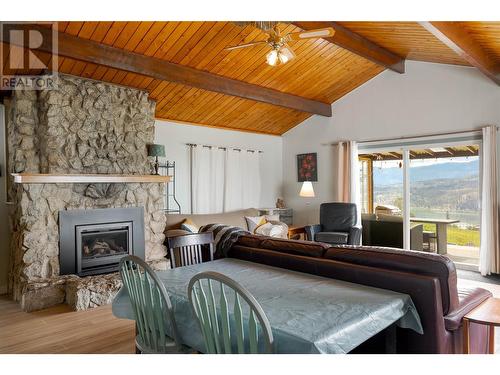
[112,258,423,354]
[410,217,460,254]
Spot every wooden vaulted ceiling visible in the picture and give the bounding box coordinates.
[2,21,500,135]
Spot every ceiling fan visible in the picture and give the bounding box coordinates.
[226,22,335,67]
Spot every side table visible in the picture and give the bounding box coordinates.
[463,297,500,354]
[288,226,306,240]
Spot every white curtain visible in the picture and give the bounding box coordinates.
[242,151,261,209]
[479,125,500,275]
[336,141,361,225]
[224,148,243,212]
[224,148,261,211]
[192,146,225,214]
[192,146,261,214]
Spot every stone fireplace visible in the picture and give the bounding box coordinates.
[59,207,145,277]
[5,74,167,311]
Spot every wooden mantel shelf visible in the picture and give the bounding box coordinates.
[12,173,170,184]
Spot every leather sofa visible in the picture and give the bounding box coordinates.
[226,235,492,354]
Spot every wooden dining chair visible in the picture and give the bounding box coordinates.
[187,271,274,354]
[118,255,184,354]
[166,232,214,269]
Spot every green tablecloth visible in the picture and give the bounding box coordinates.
[112,258,422,353]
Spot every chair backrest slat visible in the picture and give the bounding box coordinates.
[188,271,274,354]
[167,233,215,269]
[233,293,245,353]
[219,283,232,353]
[248,310,259,354]
[207,280,222,353]
[119,255,182,354]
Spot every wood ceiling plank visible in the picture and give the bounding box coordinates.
[460,22,500,63]
[420,21,500,85]
[337,22,469,66]
[163,26,270,111]
[161,22,205,62]
[170,22,216,64]
[293,21,405,73]
[152,22,192,61]
[177,22,228,66]
[111,22,141,49]
[122,22,155,52]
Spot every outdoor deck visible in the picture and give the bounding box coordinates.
[446,244,479,270]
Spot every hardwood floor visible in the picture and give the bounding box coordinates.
[0,295,135,354]
[0,276,499,354]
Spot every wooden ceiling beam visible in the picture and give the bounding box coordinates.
[0,23,332,117]
[420,22,500,86]
[292,21,405,73]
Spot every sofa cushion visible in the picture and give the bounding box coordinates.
[315,231,349,244]
[236,234,265,248]
[259,238,330,258]
[323,245,458,315]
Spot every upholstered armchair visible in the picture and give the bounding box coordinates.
[305,202,362,246]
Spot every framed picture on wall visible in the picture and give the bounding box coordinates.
[297,153,318,182]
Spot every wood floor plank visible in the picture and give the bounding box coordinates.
[0,296,135,354]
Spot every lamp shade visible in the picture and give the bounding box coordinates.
[299,181,315,198]
[147,144,165,157]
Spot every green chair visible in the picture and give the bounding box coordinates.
[188,271,274,354]
[119,255,183,354]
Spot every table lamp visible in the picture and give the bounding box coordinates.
[300,181,315,224]
[147,144,165,175]
[299,181,315,198]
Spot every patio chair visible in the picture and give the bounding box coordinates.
[118,255,184,354]
[188,271,274,354]
[166,232,214,268]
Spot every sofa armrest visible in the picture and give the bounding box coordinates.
[444,287,492,331]
[348,226,362,245]
[304,224,321,241]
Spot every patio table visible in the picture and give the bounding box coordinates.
[112,258,423,354]
[410,217,460,254]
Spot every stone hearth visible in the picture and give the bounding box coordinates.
[6,74,167,311]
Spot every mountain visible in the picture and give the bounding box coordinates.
[373,159,479,186]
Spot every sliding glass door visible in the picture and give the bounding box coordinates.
[358,132,481,270]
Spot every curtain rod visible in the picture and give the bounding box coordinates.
[354,129,483,146]
[186,143,263,153]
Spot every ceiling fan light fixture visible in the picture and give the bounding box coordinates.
[266,49,279,66]
[279,47,295,64]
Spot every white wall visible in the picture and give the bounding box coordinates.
[155,120,283,213]
[283,61,500,226]
[0,104,10,294]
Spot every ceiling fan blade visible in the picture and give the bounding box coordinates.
[286,27,335,41]
[225,41,268,51]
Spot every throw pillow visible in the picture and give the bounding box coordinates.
[255,222,289,239]
[245,215,267,233]
[265,214,280,222]
[180,218,199,233]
